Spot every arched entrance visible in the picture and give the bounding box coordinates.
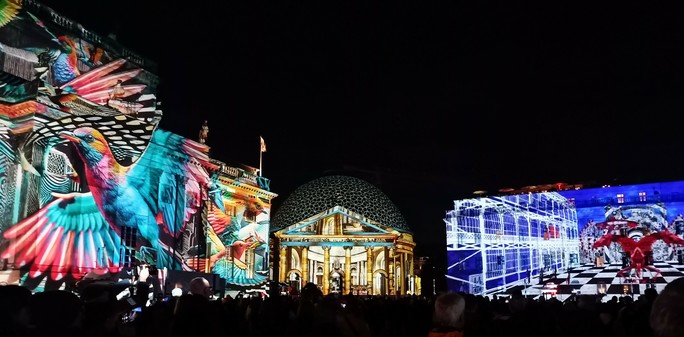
[373,270,387,295]
[287,270,302,293]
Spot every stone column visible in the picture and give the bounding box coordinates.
[279,246,287,282]
[344,246,352,294]
[399,252,405,295]
[366,247,373,295]
[388,247,395,295]
[323,246,330,295]
[409,253,414,277]
[408,253,414,294]
[301,247,309,285]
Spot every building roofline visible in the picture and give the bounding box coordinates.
[23,0,157,73]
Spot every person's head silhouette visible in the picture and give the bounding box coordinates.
[189,277,213,299]
[651,277,684,337]
[431,292,466,331]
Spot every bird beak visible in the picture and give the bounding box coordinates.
[59,131,80,143]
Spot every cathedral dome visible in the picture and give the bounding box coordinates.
[271,175,411,233]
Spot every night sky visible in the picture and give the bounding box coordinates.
[37,0,684,274]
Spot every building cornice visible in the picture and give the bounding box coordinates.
[22,0,157,73]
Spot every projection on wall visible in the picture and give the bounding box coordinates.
[445,182,684,294]
[565,183,684,265]
[0,11,158,117]
[0,2,275,291]
[0,116,214,290]
[185,185,271,287]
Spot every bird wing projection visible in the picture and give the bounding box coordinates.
[2,123,216,280]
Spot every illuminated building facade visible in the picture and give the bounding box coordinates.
[446,180,684,295]
[271,175,417,295]
[0,1,275,292]
[199,163,277,289]
[446,192,579,295]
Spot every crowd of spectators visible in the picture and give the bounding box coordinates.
[2,277,684,337]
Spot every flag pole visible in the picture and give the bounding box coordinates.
[259,136,265,176]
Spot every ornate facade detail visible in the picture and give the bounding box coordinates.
[272,175,410,232]
[271,175,417,296]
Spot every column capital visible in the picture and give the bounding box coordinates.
[344,246,353,251]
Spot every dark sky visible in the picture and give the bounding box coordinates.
[37,0,684,263]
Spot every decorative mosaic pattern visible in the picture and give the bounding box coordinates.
[28,115,155,165]
[271,175,411,233]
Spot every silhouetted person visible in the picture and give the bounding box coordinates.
[651,277,684,337]
[188,276,213,299]
[0,285,32,337]
[27,290,82,336]
[172,292,224,337]
[428,292,466,337]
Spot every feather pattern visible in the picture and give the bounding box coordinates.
[76,69,143,95]
[4,123,215,279]
[59,58,127,91]
[128,128,216,236]
[58,58,148,108]
[1,192,120,280]
[0,0,22,28]
[81,84,146,103]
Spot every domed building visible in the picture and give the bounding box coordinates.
[271,175,416,295]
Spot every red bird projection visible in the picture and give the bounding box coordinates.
[1,126,214,281]
[593,228,684,280]
[595,217,640,233]
[196,237,262,272]
[186,188,269,286]
[59,58,145,105]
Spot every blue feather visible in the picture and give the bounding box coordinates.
[128,129,207,237]
[212,259,268,287]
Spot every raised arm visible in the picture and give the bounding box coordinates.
[593,233,621,249]
[649,230,684,246]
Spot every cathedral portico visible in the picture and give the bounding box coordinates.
[271,175,416,295]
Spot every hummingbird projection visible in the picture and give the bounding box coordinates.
[1,125,215,282]
[0,2,216,287]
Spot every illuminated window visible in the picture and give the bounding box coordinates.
[617,193,625,204]
[639,192,647,202]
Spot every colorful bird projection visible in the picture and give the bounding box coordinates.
[1,125,215,283]
[0,1,208,286]
[185,187,270,287]
[593,227,684,280]
[0,3,147,113]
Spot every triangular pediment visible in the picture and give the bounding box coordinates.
[279,206,393,236]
